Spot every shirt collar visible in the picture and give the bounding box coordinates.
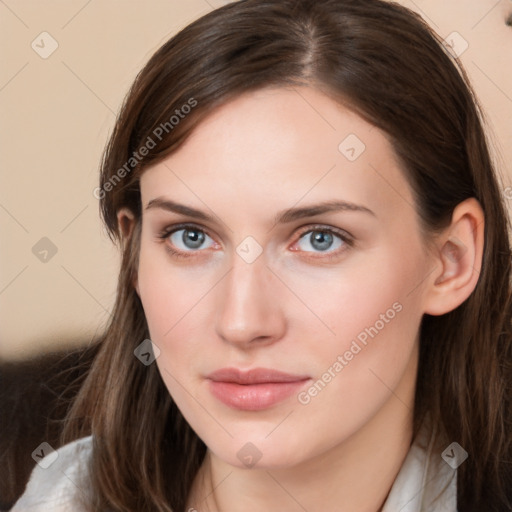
[381,418,457,512]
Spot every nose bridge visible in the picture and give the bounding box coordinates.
[215,252,285,347]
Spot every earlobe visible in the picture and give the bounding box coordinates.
[424,198,484,316]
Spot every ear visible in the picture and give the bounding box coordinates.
[117,207,136,239]
[116,207,140,296]
[423,197,485,316]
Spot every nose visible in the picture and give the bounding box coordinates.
[215,253,287,349]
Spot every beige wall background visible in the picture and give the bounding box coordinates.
[1,0,511,361]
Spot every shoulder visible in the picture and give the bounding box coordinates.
[10,436,93,512]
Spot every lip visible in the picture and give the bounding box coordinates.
[206,367,311,411]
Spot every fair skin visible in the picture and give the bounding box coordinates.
[118,86,484,512]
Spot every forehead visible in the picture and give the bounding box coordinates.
[139,86,416,226]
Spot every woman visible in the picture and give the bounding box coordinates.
[12,0,512,511]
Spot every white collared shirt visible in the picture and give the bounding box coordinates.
[382,420,457,511]
[11,422,457,511]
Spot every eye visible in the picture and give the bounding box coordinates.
[292,226,352,256]
[158,224,217,257]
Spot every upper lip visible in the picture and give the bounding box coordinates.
[207,367,310,385]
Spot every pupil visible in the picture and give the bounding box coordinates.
[183,229,205,249]
[311,231,332,251]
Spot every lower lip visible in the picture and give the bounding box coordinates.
[208,380,309,411]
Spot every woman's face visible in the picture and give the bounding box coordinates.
[136,86,434,469]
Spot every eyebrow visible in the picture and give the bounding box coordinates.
[145,197,376,224]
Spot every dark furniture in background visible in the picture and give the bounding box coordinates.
[0,342,98,510]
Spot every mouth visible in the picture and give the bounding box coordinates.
[206,367,311,411]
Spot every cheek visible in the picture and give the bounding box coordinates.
[136,242,227,414]
[137,241,214,341]
[290,243,425,408]
[287,242,425,350]
[137,250,209,407]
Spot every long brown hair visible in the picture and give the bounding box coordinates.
[63,1,512,510]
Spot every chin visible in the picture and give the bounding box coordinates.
[202,430,313,471]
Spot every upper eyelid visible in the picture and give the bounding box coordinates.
[295,224,351,238]
[161,222,348,236]
[161,222,216,241]
[160,224,219,253]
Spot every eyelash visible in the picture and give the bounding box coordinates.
[156,223,354,261]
